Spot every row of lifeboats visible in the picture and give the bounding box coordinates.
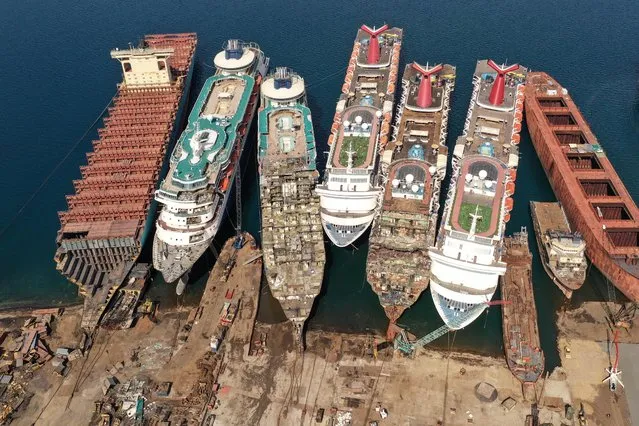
[379,111,393,149]
[503,88,524,225]
[341,43,360,94]
[328,111,342,146]
[386,43,401,95]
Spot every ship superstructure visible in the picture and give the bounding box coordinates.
[530,201,587,297]
[55,34,197,295]
[526,73,639,302]
[428,60,527,330]
[315,24,403,247]
[153,40,269,288]
[257,67,325,343]
[367,63,456,323]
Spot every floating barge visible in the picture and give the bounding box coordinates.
[526,73,639,302]
[530,201,587,298]
[367,63,456,324]
[55,34,197,298]
[257,68,325,346]
[501,228,544,384]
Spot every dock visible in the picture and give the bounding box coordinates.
[530,201,587,298]
[501,228,544,390]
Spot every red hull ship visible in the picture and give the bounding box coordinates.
[525,72,639,302]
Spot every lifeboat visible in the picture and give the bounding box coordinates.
[515,111,523,122]
[328,134,334,146]
[219,175,231,191]
[509,169,517,181]
[504,197,514,211]
[505,181,515,196]
[331,122,339,133]
[388,83,395,94]
[511,133,521,145]
[504,213,511,223]
[514,122,522,133]
[342,83,349,93]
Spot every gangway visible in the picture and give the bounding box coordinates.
[393,300,510,357]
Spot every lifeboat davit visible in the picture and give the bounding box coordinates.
[505,197,514,211]
[505,181,515,196]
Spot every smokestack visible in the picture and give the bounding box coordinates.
[412,62,443,108]
[361,24,389,65]
[487,60,519,106]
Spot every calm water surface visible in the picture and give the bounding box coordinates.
[1,0,639,371]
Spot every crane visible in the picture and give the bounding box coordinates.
[603,330,624,392]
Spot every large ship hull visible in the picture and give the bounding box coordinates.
[429,60,527,330]
[525,72,639,302]
[153,50,267,285]
[55,34,197,294]
[366,63,456,324]
[316,25,403,248]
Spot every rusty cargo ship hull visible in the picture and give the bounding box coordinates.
[366,63,456,323]
[501,229,544,383]
[525,73,639,302]
[55,34,197,295]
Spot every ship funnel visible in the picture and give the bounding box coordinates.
[412,62,443,108]
[274,67,292,89]
[361,24,389,65]
[225,39,244,60]
[487,60,519,106]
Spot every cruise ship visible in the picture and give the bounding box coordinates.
[428,60,527,330]
[367,62,456,323]
[315,24,403,247]
[257,67,325,345]
[153,40,269,289]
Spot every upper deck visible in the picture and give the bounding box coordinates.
[381,63,456,215]
[328,25,403,171]
[446,60,526,241]
[159,41,263,196]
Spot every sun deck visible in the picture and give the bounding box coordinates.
[331,106,379,169]
[258,104,316,171]
[162,74,254,191]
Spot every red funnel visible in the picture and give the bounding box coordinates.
[412,62,443,108]
[487,60,519,106]
[361,24,389,65]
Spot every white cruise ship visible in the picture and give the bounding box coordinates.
[428,60,527,329]
[152,40,268,290]
[315,24,403,247]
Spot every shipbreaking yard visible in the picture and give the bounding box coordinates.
[0,289,635,425]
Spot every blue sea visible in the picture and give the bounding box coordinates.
[1,0,638,371]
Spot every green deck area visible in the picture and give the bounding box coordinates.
[339,136,369,168]
[170,74,255,187]
[458,203,492,233]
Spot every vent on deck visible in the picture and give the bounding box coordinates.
[593,203,633,221]
[580,179,618,197]
[567,153,602,170]
[545,112,576,126]
[607,230,639,248]
[555,130,588,145]
[539,98,567,108]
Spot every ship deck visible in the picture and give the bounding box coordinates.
[500,231,544,383]
[531,202,571,234]
[258,103,316,171]
[168,74,254,189]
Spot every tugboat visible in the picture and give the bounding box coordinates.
[530,201,587,298]
[367,62,456,325]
